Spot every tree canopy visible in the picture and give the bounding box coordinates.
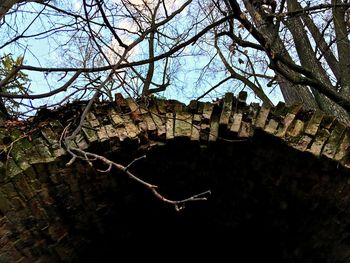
[0,0,349,122]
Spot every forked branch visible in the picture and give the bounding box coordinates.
[65,145,211,211]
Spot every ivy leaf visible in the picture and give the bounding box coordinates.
[15,56,24,66]
[2,56,12,70]
[0,54,31,116]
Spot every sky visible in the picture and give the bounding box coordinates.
[0,0,283,116]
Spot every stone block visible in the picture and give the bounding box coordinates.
[86,112,99,128]
[265,119,279,135]
[149,109,166,137]
[230,113,242,133]
[238,121,251,138]
[323,121,346,159]
[202,103,214,122]
[166,113,174,140]
[219,93,233,126]
[291,135,312,152]
[82,126,98,144]
[335,131,350,162]
[276,113,296,138]
[305,110,324,136]
[287,120,304,138]
[122,115,140,139]
[307,129,330,156]
[255,105,270,129]
[209,113,220,142]
[174,112,192,138]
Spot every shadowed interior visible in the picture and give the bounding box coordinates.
[74,132,350,262]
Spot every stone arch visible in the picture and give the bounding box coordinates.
[0,92,349,262]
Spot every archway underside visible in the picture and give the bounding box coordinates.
[0,92,349,262]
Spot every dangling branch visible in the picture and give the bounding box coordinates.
[65,145,211,211]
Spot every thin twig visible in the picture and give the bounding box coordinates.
[66,145,210,211]
[125,155,146,171]
[151,188,211,211]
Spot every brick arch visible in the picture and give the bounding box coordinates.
[0,92,349,262]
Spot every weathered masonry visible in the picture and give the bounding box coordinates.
[0,92,350,262]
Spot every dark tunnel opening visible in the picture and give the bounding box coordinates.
[73,132,350,262]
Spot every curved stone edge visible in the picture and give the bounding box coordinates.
[2,91,349,180]
[0,92,349,261]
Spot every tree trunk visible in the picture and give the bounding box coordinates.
[286,0,350,123]
[332,0,350,99]
[243,0,319,110]
[0,0,42,20]
[0,0,20,19]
